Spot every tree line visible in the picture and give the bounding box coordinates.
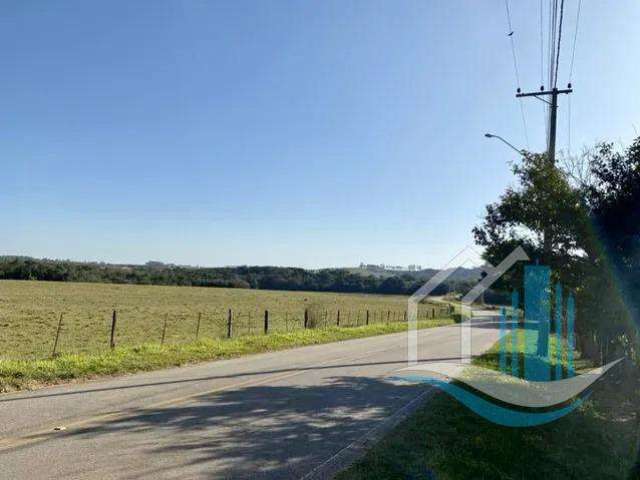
[0,257,477,296]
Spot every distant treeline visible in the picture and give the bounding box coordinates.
[0,256,478,296]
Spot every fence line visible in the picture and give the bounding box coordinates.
[0,304,454,360]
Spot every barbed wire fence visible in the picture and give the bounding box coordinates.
[0,303,454,361]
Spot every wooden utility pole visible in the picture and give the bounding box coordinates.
[515,86,572,166]
[516,85,572,259]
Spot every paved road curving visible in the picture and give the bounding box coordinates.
[0,313,499,479]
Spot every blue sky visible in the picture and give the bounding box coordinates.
[2,1,639,268]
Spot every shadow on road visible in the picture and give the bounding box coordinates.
[58,376,428,479]
[1,357,460,403]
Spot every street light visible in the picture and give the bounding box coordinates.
[484,133,525,156]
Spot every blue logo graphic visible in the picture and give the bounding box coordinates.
[396,265,620,427]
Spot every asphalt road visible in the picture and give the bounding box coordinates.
[0,312,500,479]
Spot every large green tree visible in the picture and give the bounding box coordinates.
[473,139,640,361]
[474,139,640,478]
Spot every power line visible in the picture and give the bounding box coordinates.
[504,0,521,87]
[516,0,572,165]
[567,1,583,159]
[509,0,575,181]
[554,0,566,88]
[519,99,531,149]
[568,0,582,81]
[548,0,556,89]
[503,0,529,148]
[539,0,545,87]
[541,0,549,135]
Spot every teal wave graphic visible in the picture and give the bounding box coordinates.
[397,359,621,408]
[394,375,586,427]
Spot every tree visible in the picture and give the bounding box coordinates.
[586,139,640,330]
[377,276,408,295]
[473,152,590,292]
[473,142,640,362]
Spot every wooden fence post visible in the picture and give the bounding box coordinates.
[404,311,407,322]
[366,310,369,326]
[161,314,168,346]
[195,312,201,341]
[304,309,308,329]
[264,310,269,334]
[336,310,340,327]
[110,310,117,349]
[387,310,390,324]
[52,313,64,357]
[227,309,232,338]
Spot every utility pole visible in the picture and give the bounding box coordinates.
[515,85,572,166]
[547,88,559,165]
[515,84,572,261]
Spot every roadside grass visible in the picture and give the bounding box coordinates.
[0,319,453,393]
[337,333,638,480]
[474,332,592,378]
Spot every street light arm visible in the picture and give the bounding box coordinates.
[484,133,525,156]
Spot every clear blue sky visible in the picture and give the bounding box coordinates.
[3,1,639,268]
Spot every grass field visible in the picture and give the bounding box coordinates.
[0,280,450,360]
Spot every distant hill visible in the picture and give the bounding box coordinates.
[0,256,483,297]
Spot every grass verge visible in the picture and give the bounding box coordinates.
[337,336,638,480]
[0,319,452,393]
